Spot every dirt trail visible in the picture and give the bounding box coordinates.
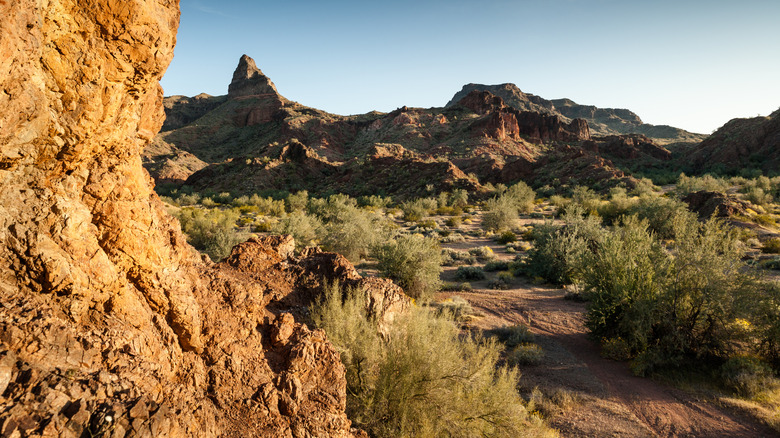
[436,215,777,437]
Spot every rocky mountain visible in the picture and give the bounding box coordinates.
[146,56,680,197]
[684,108,780,174]
[447,83,707,145]
[0,3,415,437]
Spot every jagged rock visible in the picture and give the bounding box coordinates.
[228,54,280,97]
[1,2,405,436]
[584,134,671,161]
[682,191,751,219]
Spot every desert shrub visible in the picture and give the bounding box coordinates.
[583,213,772,375]
[415,219,438,230]
[214,191,233,204]
[497,271,514,283]
[521,209,604,286]
[631,177,659,197]
[250,195,286,216]
[450,189,469,209]
[357,194,392,209]
[744,187,773,207]
[176,192,201,206]
[322,209,389,263]
[440,282,473,292]
[200,197,217,207]
[507,344,544,366]
[308,194,357,222]
[570,186,602,214]
[271,211,324,248]
[504,181,536,214]
[754,214,777,227]
[175,207,243,261]
[434,296,474,321]
[548,195,570,214]
[441,248,476,266]
[482,196,519,232]
[311,283,554,438]
[628,194,693,240]
[763,238,780,254]
[484,260,510,272]
[600,337,632,361]
[675,173,729,196]
[597,186,639,225]
[285,190,309,212]
[455,266,486,281]
[445,216,462,227]
[401,198,436,222]
[488,324,535,347]
[469,245,495,261]
[373,234,442,299]
[496,231,517,244]
[720,356,776,397]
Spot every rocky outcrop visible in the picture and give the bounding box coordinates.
[0,2,399,436]
[584,134,671,161]
[228,54,280,98]
[447,84,706,143]
[682,191,751,219]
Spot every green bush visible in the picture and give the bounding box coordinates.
[763,238,780,254]
[482,196,519,232]
[504,181,536,214]
[271,211,324,249]
[496,231,517,244]
[507,344,544,366]
[484,260,510,272]
[583,214,772,375]
[175,207,244,261]
[468,246,495,261]
[628,194,693,240]
[441,248,476,266]
[675,173,730,196]
[285,190,309,212]
[720,356,775,397]
[373,234,442,299]
[434,296,475,321]
[488,324,535,347]
[455,266,486,281]
[322,208,389,263]
[311,283,555,438]
[521,209,604,286]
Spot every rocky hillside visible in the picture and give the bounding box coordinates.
[147,56,679,197]
[0,2,414,436]
[684,108,780,174]
[447,83,707,145]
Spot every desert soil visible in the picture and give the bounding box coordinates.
[435,215,779,438]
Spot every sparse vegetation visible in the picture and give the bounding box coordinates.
[311,282,556,438]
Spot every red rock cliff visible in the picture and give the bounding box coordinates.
[0,1,393,436]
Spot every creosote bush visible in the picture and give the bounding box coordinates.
[311,283,556,438]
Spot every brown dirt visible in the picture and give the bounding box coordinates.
[435,215,779,438]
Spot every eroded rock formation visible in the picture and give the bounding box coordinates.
[0,1,400,436]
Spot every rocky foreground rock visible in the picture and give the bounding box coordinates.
[0,1,409,436]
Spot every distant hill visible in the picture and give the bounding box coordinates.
[447,84,707,145]
[145,55,683,197]
[683,108,780,174]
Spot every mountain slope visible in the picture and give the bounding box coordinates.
[447,83,707,145]
[684,108,780,174]
[146,56,682,196]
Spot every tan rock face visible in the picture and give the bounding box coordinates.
[0,1,391,436]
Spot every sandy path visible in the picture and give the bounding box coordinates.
[434,212,777,437]
[439,283,777,437]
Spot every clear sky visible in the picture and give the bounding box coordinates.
[160,0,780,134]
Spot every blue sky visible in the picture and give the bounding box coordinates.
[161,0,780,134]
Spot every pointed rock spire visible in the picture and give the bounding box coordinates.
[228,54,279,97]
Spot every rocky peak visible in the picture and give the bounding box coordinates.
[228,54,279,97]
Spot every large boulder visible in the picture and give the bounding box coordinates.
[0,2,399,436]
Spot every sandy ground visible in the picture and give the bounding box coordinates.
[434,214,779,438]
